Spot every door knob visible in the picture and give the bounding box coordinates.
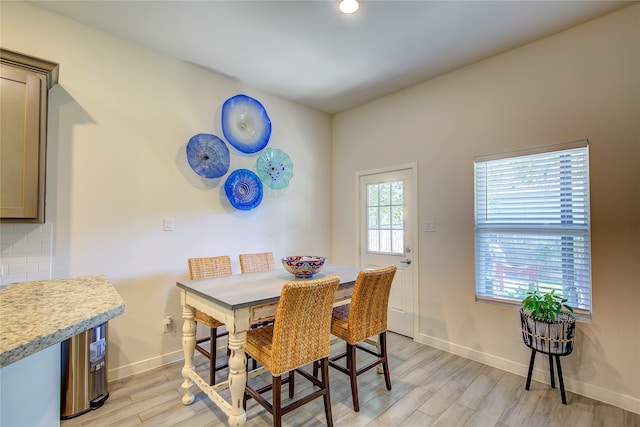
[400,259,412,265]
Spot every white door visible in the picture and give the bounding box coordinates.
[358,165,417,338]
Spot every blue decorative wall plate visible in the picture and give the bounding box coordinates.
[256,148,293,189]
[186,133,230,178]
[224,169,263,210]
[221,94,271,154]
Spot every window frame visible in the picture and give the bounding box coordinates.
[473,140,592,318]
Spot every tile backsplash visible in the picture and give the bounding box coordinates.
[0,223,53,287]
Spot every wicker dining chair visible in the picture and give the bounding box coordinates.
[188,256,233,385]
[243,276,340,427]
[325,265,397,412]
[239,252,276,273]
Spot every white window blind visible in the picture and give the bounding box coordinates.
[474,141,592,313]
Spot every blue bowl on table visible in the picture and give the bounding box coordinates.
[281,256,326,278]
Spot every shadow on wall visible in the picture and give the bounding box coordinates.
[569,324,621,390]
[47,85,96,278]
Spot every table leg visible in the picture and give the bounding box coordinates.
[227,331,248,426]
[181,305,196,405]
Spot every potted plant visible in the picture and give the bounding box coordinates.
[520,289,576,355]
[520,289,577,404]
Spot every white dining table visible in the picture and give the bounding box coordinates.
[176,263,362,426]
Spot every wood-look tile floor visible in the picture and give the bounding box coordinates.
[62,333,639,427]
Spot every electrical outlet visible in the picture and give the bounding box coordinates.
[163,316,174,333]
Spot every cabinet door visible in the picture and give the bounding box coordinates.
[0,64,45,220]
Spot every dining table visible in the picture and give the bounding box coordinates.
[176,263,363,426]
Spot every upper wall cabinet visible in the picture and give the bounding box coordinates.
[1,49,58,223]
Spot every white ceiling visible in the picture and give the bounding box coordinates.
[29,0,634,114]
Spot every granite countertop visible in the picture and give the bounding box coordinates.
[0,275,125,368]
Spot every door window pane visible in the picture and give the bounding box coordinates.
[367,181,404,254]
[368,207,379,228]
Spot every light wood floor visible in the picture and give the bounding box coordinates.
[62,332,638,427]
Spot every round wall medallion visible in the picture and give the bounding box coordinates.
[224,169,264,210]
[186,133,230,178]
[221,94,271,154]
[256,148,293,189]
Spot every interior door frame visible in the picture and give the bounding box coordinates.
[355,162,419,339]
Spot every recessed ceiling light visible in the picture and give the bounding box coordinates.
[339,0,360,14]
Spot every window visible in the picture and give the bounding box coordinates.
[367,181,404,254]
[474,140,592,314]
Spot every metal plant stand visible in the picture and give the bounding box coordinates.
[520,309,576,404]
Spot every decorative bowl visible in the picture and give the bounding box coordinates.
[281,256,326,278]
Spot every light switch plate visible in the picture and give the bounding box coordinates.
[163,217,174,231]
[424,220,436,232]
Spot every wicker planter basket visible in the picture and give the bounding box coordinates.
[520,308,576,356]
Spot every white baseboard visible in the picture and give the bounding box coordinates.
[415,332,640,415]
[110,337,342,381]
[108,349,185,381]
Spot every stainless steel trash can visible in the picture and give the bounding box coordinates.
[60,322,109,419]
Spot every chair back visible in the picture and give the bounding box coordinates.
[270,276,340,376]
[188,256,232,280]
[347,265,397,343]
[239,252,275,273]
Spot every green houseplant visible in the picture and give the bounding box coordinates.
[519,289,577,404]
[520,289,576,355]
[521,289,573,322]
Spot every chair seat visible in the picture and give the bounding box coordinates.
[330,305,351,342]
[246,325,274,370]
[195,309,224,329]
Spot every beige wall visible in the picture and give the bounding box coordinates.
[332,4,639,413]
[1,2,333,379]
[3,0,638,415]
